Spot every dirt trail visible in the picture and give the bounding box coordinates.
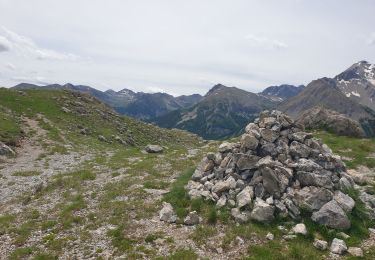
[0,117,90,211]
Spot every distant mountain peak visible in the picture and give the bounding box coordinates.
[261,84,305,100]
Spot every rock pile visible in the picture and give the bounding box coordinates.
[186,110,357,229]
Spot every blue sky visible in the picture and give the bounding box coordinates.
[0,0,374,95]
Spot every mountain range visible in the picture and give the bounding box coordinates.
[11,60,375,139]
[13,83,203,120]
[151,84,281,139]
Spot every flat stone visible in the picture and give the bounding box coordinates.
[347,247,363,257]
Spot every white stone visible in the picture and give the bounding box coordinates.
[330,238,347,255]
[292,223,307,235]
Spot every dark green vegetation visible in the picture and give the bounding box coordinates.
[153,84,278,140]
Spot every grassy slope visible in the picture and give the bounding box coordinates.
[0,88,201,150]
[314,130,375,169]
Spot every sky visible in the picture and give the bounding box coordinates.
[0,0,374,96]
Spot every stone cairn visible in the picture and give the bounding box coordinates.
[186,110,357,229]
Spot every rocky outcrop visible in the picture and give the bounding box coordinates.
[186,110,356,229]
[296,106,365,137]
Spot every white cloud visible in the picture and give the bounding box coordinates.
[367,32,375,45]
[245,34,288,50]
[0,27,80,61]
[0,35,11,52]
[5,62,15,70]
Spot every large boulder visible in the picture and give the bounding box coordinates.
[311,200,351,230]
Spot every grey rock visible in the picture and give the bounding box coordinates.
[260,128,279,142]
[261,167,280,197]
[347,247,363,257]
[339,177,353,191]
[256,156,282,168]
[289,141,311,158]
[145,144,163,153]
[216,195,227,208]
[259,143,277,157]
[333,191,355,213]
[294,186,333,212]
[290,132,312,143]
[250,198,275,223]
[219,142,236,153]
[311,200,351,230]
[313,239,328,251]
[266,232,274,240]
[294,158,323,172]
[240,134,259,150]
[212,180,231,194]
[296,171,333,189]
[236,154,260,171]
[283,234,297,240]
[236,186,253,208]
[184,211,200,225]
[330,238,347,255]
[254,183,265,198]
[231,208,249,223]
[159,202,177,223]
[284,198,300,219]
[292,223,307,235]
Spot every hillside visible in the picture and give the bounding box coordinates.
[152,84,279,140]
[12,83,202,120]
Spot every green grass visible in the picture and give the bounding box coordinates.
[0,109,22,145]
[59,195,86,229]
[189,225,217,245]
[245,240,322,260]
[12,170,41,177]
[0,214,15,234]
[107,225,134,253]
[163,248,198,260]
[9,247,34,260]
[314,131,375,168]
